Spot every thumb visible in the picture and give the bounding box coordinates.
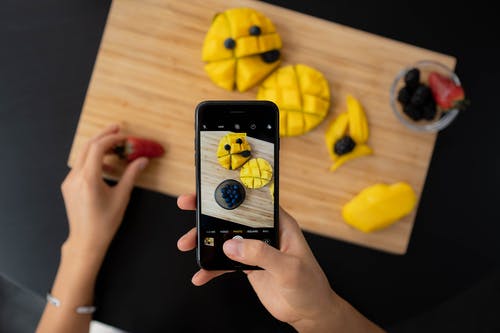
[223,238,289,276]
[117,157,149,195]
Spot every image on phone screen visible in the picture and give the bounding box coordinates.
[196,101,279,270]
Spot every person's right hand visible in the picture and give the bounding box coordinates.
[177,194,384,333]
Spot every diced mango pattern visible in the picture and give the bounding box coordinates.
[240,158,273,189]
[257,64,330,136]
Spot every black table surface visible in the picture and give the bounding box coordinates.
[1,1,499,332]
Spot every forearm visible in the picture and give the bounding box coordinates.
[36,243,104,333]
[293,292,385,333]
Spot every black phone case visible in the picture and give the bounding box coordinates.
[194,100,280,270]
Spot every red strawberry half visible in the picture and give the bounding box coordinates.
[428,71,467,111]
[114,137,165,162]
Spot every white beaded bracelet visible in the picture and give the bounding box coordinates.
[46,292,97,314]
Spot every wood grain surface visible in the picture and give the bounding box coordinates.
[200,131,274,228]
[68,0,456,254]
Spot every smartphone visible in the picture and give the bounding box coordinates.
[195,101,279,270]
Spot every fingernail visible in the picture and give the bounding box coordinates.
[223,239,243,257]
[138,158,149,170]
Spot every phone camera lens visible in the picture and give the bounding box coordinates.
[250,123,257,130]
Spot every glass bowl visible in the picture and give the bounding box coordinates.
[390,60,461,132]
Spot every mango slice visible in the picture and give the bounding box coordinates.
[330,144,372,171]
[325,95,372,171]
[342,182,417,232]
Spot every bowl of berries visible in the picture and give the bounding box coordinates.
[390,60,467,132]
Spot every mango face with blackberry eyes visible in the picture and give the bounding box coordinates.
[202,8,283,92]
[217,133,252,170]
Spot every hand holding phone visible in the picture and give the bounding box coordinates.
[195,101,280,270]
[177,198,384,333]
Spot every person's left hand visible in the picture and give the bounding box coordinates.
[61,124,148,262]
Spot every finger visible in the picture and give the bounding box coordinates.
[74,124,120,169]
[115,157,148,196]
[177,227,197,251]
[177,193,196,211]
[191,269,232,286]
[223,238,291,277]
[102,163,117,174]
[85,133,127,178]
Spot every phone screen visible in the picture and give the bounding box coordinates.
[195,101,279,270]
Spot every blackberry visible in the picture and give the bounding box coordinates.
[224,38,236,49]
[334,136,356,155]
[397,86,412,105]
[404,68,420,89]
[249,25,261,36]
[403,104,423,121]
[422,99,437,120]
[260,49,280,63]
[410,84,431,106]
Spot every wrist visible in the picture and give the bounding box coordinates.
[61,240,106,277]
[291,290,341,333]
[293,291,385,333]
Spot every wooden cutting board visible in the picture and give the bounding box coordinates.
[68,0,456,254]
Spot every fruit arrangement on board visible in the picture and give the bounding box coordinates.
[200,7,467,233]
[324,95,372,172]
[214,133,274,210]
[202,8,282,92]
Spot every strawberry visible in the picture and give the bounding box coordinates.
[428,71,467,111]
[114,137,165,162]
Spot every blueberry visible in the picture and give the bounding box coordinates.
[224,144,231,151]
[240,150,251,157]
[236,138,243,144]
[249,25,261,36]
[233,185,238,189]
[224,38,236,49]
[260,49,280,63]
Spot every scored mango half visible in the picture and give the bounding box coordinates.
[217,133,252,170]
[202,8,282,92]
[342,182,417,232]
[325,94,372,171]
[257,64,330,136]
[240,158,273,189]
